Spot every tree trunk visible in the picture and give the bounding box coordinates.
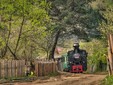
[49,29,61,60]
[14,17,25,58]
[13,1,25,59]
[7,45,18,59]
[2,16,12,57]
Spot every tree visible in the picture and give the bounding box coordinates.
[91,0,113,39]
[81,39,107,72]
[0,0,50,59]
[48,0,102,59]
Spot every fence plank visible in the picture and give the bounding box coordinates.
[4,60,7,78]
[44,63,46,75]
[46,63,48,75]
[1,60,5,78]
[22,60,25,76]
[20,60,22,77]
[16,60,18,77]
[35,61,38,76]
[0,62,1,78]
[43,63,46,76]
[53,62,56,73]
[18,60,22,77]
[12,60,16,77]
[38,62,42,76]
[8,61,12,78]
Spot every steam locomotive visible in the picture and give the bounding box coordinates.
[60,43,87,73]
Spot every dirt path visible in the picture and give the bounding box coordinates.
[11,73,106,85]
[34,74,106,85]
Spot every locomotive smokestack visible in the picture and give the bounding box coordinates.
[73,42,79,53]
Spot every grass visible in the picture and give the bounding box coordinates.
[48,72,61,77]
[101,75,113,85]
[0,72,60,84]
[0,75,37,84]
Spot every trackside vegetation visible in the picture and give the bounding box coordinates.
[101,75,113,85]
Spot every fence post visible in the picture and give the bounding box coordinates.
[108,34,113,75]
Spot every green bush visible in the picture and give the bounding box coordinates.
[80,39,107,72]
[101,75,113,85]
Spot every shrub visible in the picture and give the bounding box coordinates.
[101,75,113,85]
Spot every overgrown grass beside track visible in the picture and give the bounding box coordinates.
[101,75,113,85]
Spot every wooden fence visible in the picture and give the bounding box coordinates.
[0,60,25,78]
[35,61,57,77]
[0,60,57,78]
